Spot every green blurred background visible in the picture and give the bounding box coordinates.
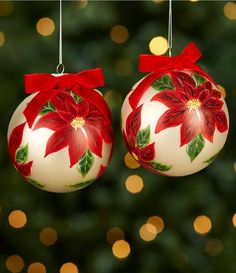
[0,0,236,272]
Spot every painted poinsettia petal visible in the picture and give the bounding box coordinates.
[180,110,200,146]
[203,98,223,111]
[211,90,221,99]
[68,129,87,167]
[126,105,142,137]
[96,165,106,179]
[45,126,72,157]
[84,124,103,158]
[171,71,196,89]
[200,109,216,143]
[151,89,183,108]
[138,142,155,162]
[214,110,228,132]
[51,92,73,112]
[57,111,74,124]
[77,100,90,118]
[65,100,77,117]
[17,161,33,177]
[8,122,26,160]
[33,112,67,131]
[198,82,212,101]
[123,129,135,150]
[155,107,186,134]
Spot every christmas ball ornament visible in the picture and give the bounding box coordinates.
[8,69,113,192]
[121,42,229,176]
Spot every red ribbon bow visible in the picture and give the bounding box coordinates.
[129,42,217,109]
[23,68,112,128]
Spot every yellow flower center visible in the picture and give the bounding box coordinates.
[132,152,139,161]
[187,99,201,109]
[71,117,85,128]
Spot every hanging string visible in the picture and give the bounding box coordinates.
[168,0,172,57]
[56,0,65,74]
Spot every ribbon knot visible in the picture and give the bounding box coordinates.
[23,68,112,128]
[129,42,216,109]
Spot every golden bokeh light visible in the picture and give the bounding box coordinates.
[27,262,46,273]
[104,90,122,110]
[125,175,144,194]
[217,85,226,98]
[233,162,236,173]
[106,227,125,245]
[0,1,13,16]
[112,240,131,259]
[110,25,129,44]
[8,210,27,229]
[205,239,223,256]
[139,223,157,241]
[152,0,164,3]
[77,0,88,9]
[224,2,236,20]
[39,227,58,246]
[6,255,24,273]
[193,215,212,235]
[124,152,140,169]
[60,263,79,273]
[232,213,236,227]
[149,36,168,55]
[115,58,133,76]
[36,17,55,36]
[190,0,199,2]
[0,32,6,47]
[147,216,164,234]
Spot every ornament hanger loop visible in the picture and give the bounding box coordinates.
[56,0,65,74]
[168,0,172,57]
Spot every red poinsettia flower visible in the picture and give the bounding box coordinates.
[151,72,228,146]
[8,122,33,177]
[34,91,113,168]
[123,105,155,164]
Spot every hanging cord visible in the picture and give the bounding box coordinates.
[168,0,172,57]
[56,0,65,74]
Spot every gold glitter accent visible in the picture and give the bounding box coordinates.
[187,99,201,109]
[71,117,85,128]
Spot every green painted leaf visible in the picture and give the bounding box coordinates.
[203,152,220,164]
[187,133,205,162]
[70,91,82,104]
[136,125,150,148]
[39,101,55,116]
[27,178,45,189]
[152,75,174,92]
[16,144,28,164]
[192,73,206,87]
[77,150,94,177]
[67,179,96,189]
[150,161,172,172]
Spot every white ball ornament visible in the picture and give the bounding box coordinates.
[121,42,229,176]
[8,70,113,192]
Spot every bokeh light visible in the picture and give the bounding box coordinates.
[77,0,88,9]
[112,240,131,259]
[106,227,125,245]
[27,263,46,273]
[110,25,129,44]
[124,152,140,169]
[205,239,223,256]
[190,0,199,2]
[8,210,27,229]
[193,215,212,235]
[233,162,236,173]
[60,263,79,273]
[149,36,168,55]
[6,255,24,273]
[0,32,6,47]
[115,58,133,76]
[36,17,55,36]
[104,90,122,110]
[0,1,13,16]
[39,227,58,246]
[152,0,164,3]
[217,85,226,98]
[125,175,144,194]
[224,2,236,20]
[232,213,236,227]
[139,223,157,241]
[147,216,164,234]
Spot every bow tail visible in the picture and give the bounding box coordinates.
[23,89,61,128]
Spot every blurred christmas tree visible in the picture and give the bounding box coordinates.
[0,1,236,273]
